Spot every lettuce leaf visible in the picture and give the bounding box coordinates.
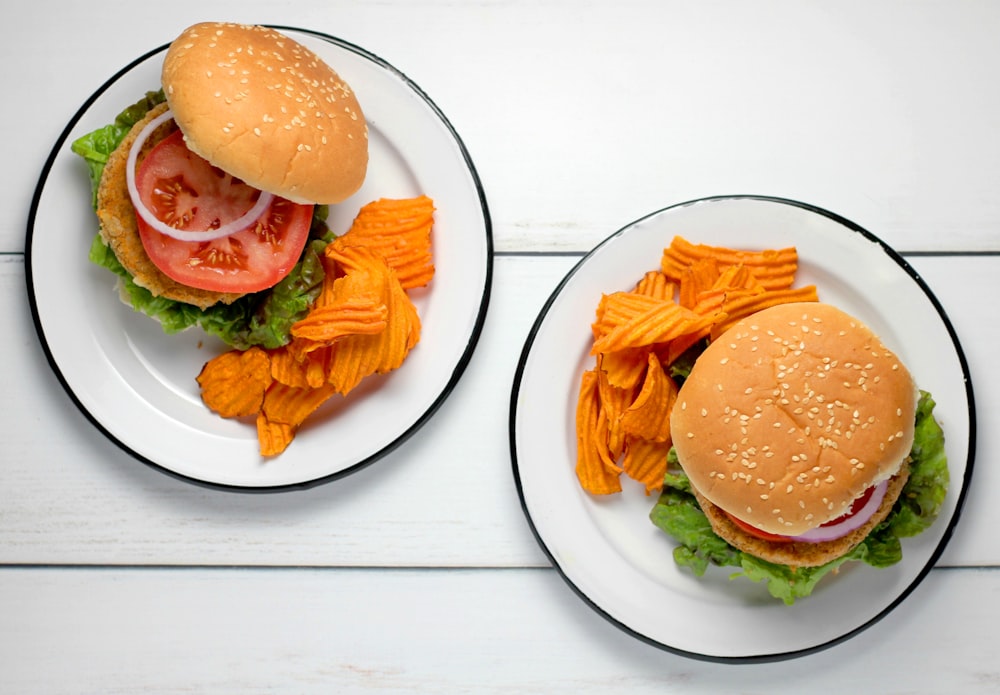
[73,91,332,350]
[649,391,949,604]
[71,91,166,208]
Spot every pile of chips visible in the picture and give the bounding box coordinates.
[575,236,818,495]
[197,196,435,456]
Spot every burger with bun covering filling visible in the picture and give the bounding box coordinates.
[650,302,949,604]
[73,22,368,348]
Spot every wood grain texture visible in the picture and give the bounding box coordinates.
[5,2,1000,254]
[3,254,996,567]
[2,566,999,694]
[3,2,999,690]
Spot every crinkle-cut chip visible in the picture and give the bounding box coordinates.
[711,262,762,292]
[256,413,295,458]
[709,285,819,339]
[286,336,327,363]
[661,283,759,364]
[634,270,675,301]
[661,235,799,290]
[197,196,435,458]
[324,339,373,395]
[664,329,710,367]
[591,299,723,355]
[269,347,311,388]
[290,294,388,343]
[592,292,662,340]
[596,364,638,459]
[574,235,815,497]
[300,347,335,389]
[321,244,422,395]
[620,352,677,442]
[325,239,393,277]
[678,258,720,308]
[262,381,338,428]
[693,286,765,311]
[575,370,623,495]
[598,347,649,392]
[621,436,673,495]
[312,252,343,309]
[334,196,435,290]
[197,347,273,418]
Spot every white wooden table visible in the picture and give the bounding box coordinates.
[3,1,998,691]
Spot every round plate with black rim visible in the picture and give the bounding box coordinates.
[27,27,492,490]
[510,195,973,661]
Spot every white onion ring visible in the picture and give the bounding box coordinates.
[790,480,890,543]
[125,108,274,242]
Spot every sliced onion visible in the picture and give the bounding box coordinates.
[790,480,889,543]
[125,108,274,242]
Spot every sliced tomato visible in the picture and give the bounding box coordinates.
[723,484,878,544]
[724,512,795,544]
[819,485,876,528]
[135,129,313,294]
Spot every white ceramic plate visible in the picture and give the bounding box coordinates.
[510,196,974,662]
[27,27,492,490]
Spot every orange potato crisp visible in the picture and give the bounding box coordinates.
[197,196,435,456]
[574,235,818,495]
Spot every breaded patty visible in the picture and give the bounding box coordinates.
[691,463,910,568]
[96,103,244,310]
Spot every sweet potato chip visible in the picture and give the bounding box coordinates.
[711,263,762,292]
[592,292,662,340]
[262,381,338,428]
[575,234,820,496]
[320,243,422,394]
[678,258,720,308]
[596,363,638,459]
[661,235,799,290]
[620,352,677,442]
[256,413,296,458]
[290,294,388,343]
[575,370,623,495]
[709,285,819,339]
[269,347,311,388]
[621,436,673,495]
[197,347,273,418]
[196,194,435,458]
[336,196,435,290]
[634,270,675,301]
[591,300,723,355]
[598,346,650,391]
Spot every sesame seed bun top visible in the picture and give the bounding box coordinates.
[162,22,368,204]
[670,302,916,536]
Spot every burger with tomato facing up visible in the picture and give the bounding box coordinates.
[73,22,368,348]
[651,301,949,604]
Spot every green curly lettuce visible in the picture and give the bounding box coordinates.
[649,391,949,604]
[72,91,332,350]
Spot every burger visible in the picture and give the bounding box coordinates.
[650,301,949,604]
[72,22,368,348]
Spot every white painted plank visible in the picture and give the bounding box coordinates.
[6,2,1000,254]
[5,254,569,567]
[4,254,997,567]
[1,566,998,694]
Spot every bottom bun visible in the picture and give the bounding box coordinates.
[690,462,910,568]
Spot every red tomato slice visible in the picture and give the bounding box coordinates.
[819,485,876,528]
[722,484,878,543]
[724,512,795,544]
[135,129,313,294]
